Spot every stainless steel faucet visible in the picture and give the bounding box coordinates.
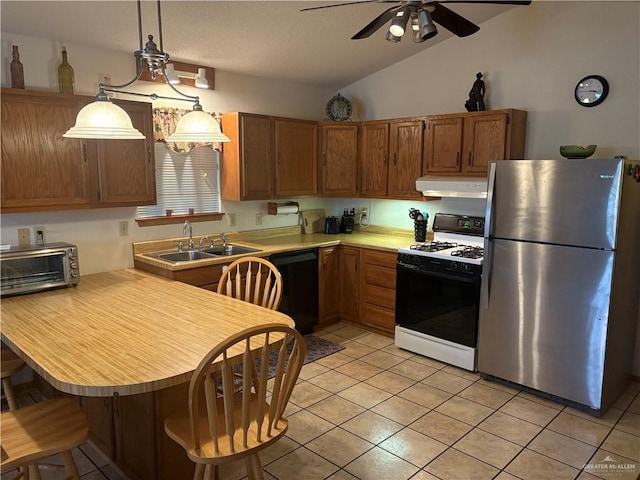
[221,232,227,247]
[183,220,194,249]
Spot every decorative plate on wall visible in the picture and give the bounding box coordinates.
[326,93,352,121]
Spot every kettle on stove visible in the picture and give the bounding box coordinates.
[324,216,340,234]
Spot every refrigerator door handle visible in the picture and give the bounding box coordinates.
[481,162,497,310]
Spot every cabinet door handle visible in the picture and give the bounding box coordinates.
[323,153,327,167]
[468,151,472,166]
[393,153,397,166]
[81,143,88,163]
[456,152,460,167]
[355,257,359,272]
[147,146,152,163]
[383,155,387,166]
[277,152,281,165]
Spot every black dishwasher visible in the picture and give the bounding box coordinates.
[270,249,318,334]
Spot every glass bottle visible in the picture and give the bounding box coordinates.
[10,45,25,89]
[58,46,75,94]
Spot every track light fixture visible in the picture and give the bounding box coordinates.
[64,0,229,142]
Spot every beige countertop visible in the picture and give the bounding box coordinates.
[0,269,294,397]
[132,225,419,272]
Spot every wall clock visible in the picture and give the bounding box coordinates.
[326,93,352,121]
[574,75,609,107]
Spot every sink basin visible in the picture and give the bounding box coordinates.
[153,251,217,263]
[201,245,261,256]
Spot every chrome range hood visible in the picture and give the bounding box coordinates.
[416,176,487,199]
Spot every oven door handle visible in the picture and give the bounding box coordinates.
[397,263,479,284]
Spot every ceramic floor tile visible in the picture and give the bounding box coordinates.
[441,365,481,382]
[364,370,416,395]
[459,382,515,409]
[499,395,562,427]
[344,446,420,480]
[306,394,366,425]
[259,436,300,466]
[326,470,360,480]
[625,382,640,395]
[421,370,474,395]
[478,411,544,446]
[339,340,377,359]
[585,448,640,480]
[476,378,522,395]
[341,410,404,444]
[615,411,640,437]
[318,332,352,345]
[97,464,129,480]
[528,429,598,469]
[410,411,473,446]
[505,448,580,480]
[37,449,98,479]
[285,410,335,445]
[265,446,339,480]
[337,382,392,409]
[627,395,640,415]
[409,471,441,480]
[547,411,613,446]
[425,447,499,480]
[80,442,111,468]
[600,429,640,461]
[575,473,602,480]
[335,359,384,381]
[315,352,354,369]
[359,350,406,369]
[379,427,448,468]
[494,472,521,480]
[371,395,429,426]
[407,354,447,370]
[453,428,522,469]
[389,359,439,382]
[331,326,370,341]
[305,427,373,467]
[398,382,452,409]
[307,370,360,393]
[516,390,565,410]
[435,396,494,426]
[613,391,636,411]
[298,361,330,380]
[80,471,108,480]
[564,405,624,429]
[288,380,332,408]
[381,343,415,359]
[352,332,394,349]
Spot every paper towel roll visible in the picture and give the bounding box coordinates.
[274,204,299,215]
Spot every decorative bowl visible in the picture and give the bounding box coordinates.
[559,145,597,159]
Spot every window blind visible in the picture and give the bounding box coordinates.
[137,143,221,217]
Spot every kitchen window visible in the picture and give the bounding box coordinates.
[136,143,222,224]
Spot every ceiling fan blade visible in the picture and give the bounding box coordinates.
[430,3,479,37]
[351,5,401,39]
[301,0,394,13]
[441,1,531,4]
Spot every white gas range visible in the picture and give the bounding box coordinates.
[395,214,485,371]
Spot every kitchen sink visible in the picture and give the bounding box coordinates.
[201,245,261,256]
[152,251,217,263]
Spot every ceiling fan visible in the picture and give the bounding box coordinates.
[301,0,532,43]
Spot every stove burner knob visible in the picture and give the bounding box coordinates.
[450,263,458,270]
[461,264,470,272]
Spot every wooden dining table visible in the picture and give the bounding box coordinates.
[0,268,295,479]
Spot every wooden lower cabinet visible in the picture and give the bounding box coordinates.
[318,246,340,327]
[360,249,397,334]
[339,247,360,323]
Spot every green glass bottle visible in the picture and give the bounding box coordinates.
[58,47,75,94]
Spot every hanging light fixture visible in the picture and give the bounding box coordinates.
[64,0,229,142]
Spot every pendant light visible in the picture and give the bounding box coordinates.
[64,0,229,143]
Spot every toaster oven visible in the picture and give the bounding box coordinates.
[0,243,80,297]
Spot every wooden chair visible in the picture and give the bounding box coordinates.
[164,323,306,480]
[216,257,283,311]
[1,348,26,412]
[0,397,90,480]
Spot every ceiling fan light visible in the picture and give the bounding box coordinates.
[385,29,402,43]
[389,7,410,37]
[63,99,145,139]
[166,109,231,143]
[417,9,438,40]
[194,68,208,89]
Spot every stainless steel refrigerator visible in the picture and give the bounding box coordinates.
[478,157,640,415]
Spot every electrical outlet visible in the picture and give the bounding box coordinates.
[17,228,30,246]
[228,213,236,227]
[255,213,263,225]
[119,221,129,236]
[361,207,368,219]
[33,226,45,244]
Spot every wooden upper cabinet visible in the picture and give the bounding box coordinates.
[0,88,156,213]
[388,120,424,199]
[1,89,95,211]
[93,99,155,206]
[319,123,358,196]
[424,109,527,176]
[220,112,273,200]
[359,122,389,197]
[274,118,318,197]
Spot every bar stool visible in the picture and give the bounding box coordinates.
[1,348,25,411]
